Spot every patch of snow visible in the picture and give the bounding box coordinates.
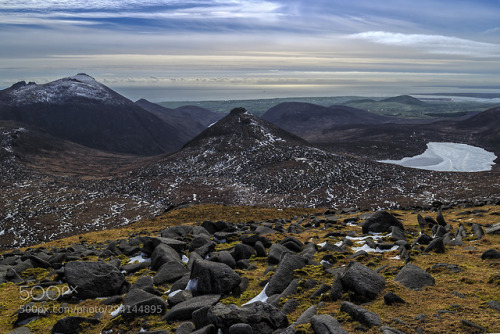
[214,236,226,243]
[352,244,399,253]
[168,289,182,297]
[110,304,123,317]
[379,142,496,172]
[317,241,327,247]
[185,278,198,291]
[128,253,150,264]
[182,255,189,264]
[242,283,269,306]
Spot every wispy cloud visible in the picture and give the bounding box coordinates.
[348,31,500,57]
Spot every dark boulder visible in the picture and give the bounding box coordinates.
[340,261,385,302]
[424,237,445,253]
[151,244,182,271]
[265,253,307,296]
[122,288,168,317]
[481,249,500,259]
[154,261,189,285]
[394,263,435,290]
[163,294,221,322]
[267,243,294,265]
[362,211,404,234]
[65,261,128,299]
[190,260,241,295]
[384,292,406,305]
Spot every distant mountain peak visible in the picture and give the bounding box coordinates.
[381,95,426,106]
[3,73,120,106]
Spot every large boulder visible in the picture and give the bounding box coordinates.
[64,261,128,299]
[151,244,182,271]
[394,263,435,290]
[207,302,288,334]
[189,260,241,295]
[154,261,189,285]
[265,253,307,296]
[362,211,403,234]
[340,262,385,302]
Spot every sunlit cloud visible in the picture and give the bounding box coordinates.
[348,31,500,57]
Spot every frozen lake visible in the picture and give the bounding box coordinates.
[379,142,497,172]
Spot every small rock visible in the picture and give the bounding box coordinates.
[340,301,382,327]
[310,314,348,334]
[460,319,487,333]
[384,292,406,305]
[424,237,445,253]
[51,316,100,334]
[481,249,500,259]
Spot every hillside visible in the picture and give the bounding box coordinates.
[380,95,427,106]
[0,74,185,155]
[261,102,394,137]
[135,99,223,144]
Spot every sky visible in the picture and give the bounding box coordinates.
[1,0,500,101]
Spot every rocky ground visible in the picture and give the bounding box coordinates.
[0,203,498,334]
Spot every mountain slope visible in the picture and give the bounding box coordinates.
[0,74,184,155]
[135,99,223,144]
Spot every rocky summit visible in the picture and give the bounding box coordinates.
[0,204,498,333]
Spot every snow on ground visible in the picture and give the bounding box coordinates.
[379,142,497,172]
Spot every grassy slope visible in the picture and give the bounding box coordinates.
[1,204,498,333]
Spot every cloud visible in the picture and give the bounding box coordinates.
[348,31,500,57]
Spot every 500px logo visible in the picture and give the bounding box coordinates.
[19,285,77,301]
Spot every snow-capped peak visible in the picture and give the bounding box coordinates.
[6,74,121,106]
